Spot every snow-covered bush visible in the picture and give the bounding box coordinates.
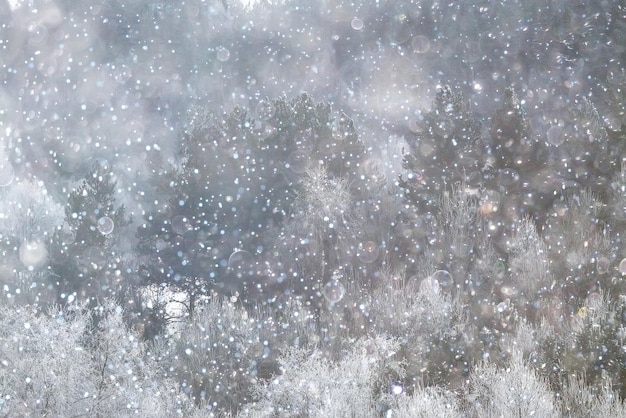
[0,179,64,242]
[367,269,469,389]
[468,353,560,418]
[0,301,194,417]
[390,386,460,418]
[560,375,626,418]
[243,336,402,417]
[160,294,264,412]
[434,184,479,289]
[537,293,626,400]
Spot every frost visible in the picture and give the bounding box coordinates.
[469,353,559,418]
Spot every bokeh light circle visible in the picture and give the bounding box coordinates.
[323,280,345,303]
[97,216,115,235]
[351,18,364,31]
[171,215,193,235]
[357,240,380,263]
[228,250,254,279]
[411,35,431,53]
[430,270,453,291]
[547,125,565,146]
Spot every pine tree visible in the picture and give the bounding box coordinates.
[467,86,558,261]
[399,85,483,215]
[485,86,554,228]
[396,86,483,277]
[267,94,375,298]
[51,160,131,305]
[488,87,535,171]
[136,103,294,316]
[137,94,372,318]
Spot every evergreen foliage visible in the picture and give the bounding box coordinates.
[51,160,132,305]
[399,86,483,215]
[136,93,372,317]
[0,179,65,305]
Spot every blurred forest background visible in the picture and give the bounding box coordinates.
[1,0,626,416]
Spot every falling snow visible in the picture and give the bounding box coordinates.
[1,0,626,416]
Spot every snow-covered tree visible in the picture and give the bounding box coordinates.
[468,353,560,418]
[245,336,402,417]
[0,301,196,417]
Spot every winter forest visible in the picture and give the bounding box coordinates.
[1,0,626,416]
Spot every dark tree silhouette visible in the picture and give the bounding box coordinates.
[137,94,370,317]
[51,160,132,305]
[399,85,483,215]
[396,86,483,276]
